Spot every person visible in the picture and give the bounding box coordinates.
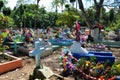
[86,34,94,43]
[80,33,86,48]
[25,29,33,44]
[2,34,13,47]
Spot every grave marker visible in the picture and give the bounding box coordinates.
[29,41,46,69]
[11,42,20,55]
[29,41,64,80]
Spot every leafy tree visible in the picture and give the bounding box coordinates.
[51,0,60,13]
[65,4,70,11]
[100,7,109,26]
[73,0,106,28]
[69,0,76,7]
[36,0,40,9]
[3,7,11,16]
[0,14,14,28]
[85,7,95,24]
[77,0,92,28]
[0,1,4,10]
[109,8,114,22]
[16,0,33,7]
[56,9,79,28]
[60,0,67,12]
[11,3,57,28]
[107,12,120,31]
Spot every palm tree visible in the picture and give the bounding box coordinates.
[52,0,60,13]
[70,0,76,7]
[60,0,67,12]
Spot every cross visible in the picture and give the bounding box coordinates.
[29,41,46,69]
[11,42,20,55]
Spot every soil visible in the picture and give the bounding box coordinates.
[0,54,14,63]
[0,48,120,80]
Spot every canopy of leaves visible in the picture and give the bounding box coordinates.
[11,4,58,28]
[3,7,11,16]
[0,14,14,28]
[56,10,79,27]
[0,1,4,10]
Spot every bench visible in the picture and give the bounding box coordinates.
[102,41,120,50]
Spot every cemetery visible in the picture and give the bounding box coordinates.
[0,0,120,80]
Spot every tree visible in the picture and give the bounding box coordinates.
[70,0,76,7]
[94,0,104,22]
[56,8,79,27]
[36,0,40,9]
[77,0,92,28]
[3,7,11,16]
[0,14,14,28]
[60,0,67,12]
[65,4,70,11]
[11,3,54,28]
[109,8,114,22]
[0,1,4,11]
[51,0,60,13]
[16,0,32,6]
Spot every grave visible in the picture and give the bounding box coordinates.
[91,28,99,43]
[0,52,22,74]
[8,42,24,55]
[29,41,64,80]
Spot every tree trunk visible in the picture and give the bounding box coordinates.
[36,0,40,9]
[77,0,92,28]
[94,0,104,23]
[56,6,58,13]
[94,0,104,41]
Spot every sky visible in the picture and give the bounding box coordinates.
[7,0,117,12]
[6,0,53,11]
[6,0,94,12]
[6,0,115,12]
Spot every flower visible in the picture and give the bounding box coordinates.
[116,64,120,72]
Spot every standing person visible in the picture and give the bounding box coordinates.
[81,33,86,48]
[86,34,94,43]
[25,29,32,44]
[75,20,81,41]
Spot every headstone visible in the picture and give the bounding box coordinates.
[91,28,99,43]
[29,41,46,69]
[70,41,88,54]
[11,42,20,55]
[29,41,64,80]
[37,66,54,79]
